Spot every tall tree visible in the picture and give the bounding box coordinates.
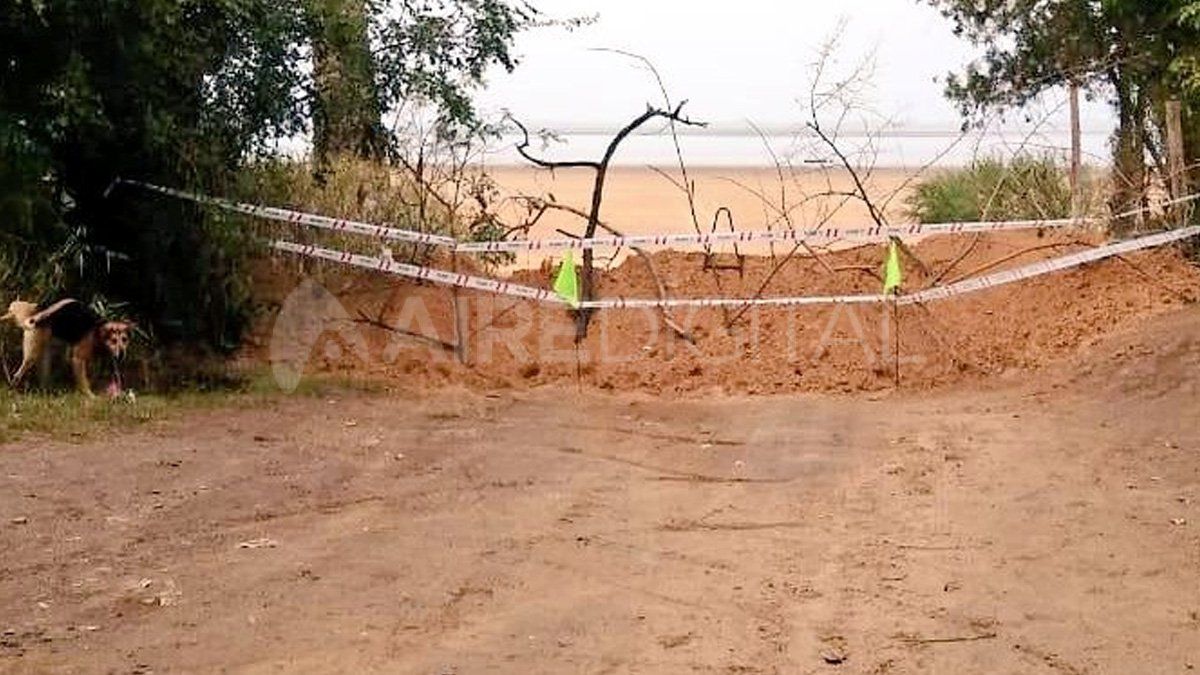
[923,0,1200,229]
[311,0,386,159]
[309,0,539,160]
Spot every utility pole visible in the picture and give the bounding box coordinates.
[1069,82,1083,218]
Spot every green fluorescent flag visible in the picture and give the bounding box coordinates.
[883,240,903,295]
[554,251,580,308]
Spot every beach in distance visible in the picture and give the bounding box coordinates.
[475,122,1103,265]
[485,164,917,267]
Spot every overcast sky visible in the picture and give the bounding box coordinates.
[475,0,1114,133]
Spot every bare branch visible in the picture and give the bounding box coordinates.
[509,102,706,339]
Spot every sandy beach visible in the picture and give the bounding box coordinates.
[485,165,918,267]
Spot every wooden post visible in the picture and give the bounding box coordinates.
[450,251,468,365]
[1166,98,1187,223]
[1069,82,1084,218]
[893,296,901,390]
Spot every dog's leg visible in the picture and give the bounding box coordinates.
[12,329,48,388]
[70,340,96,398]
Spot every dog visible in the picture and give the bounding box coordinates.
[4,299,134,397]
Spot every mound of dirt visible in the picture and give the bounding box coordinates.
[246,230,1200,395]
[1054,298,1200,400]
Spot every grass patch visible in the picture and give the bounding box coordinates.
[0,389,233,444]
[0,370,390,444]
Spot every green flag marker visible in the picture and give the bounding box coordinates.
[883,240,903,295]
[554,251,580,308]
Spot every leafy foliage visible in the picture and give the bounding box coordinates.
[907,155,1081,224]
[922,0,1200,231]
[311,0,542,157]
[0,0,311,352]
[923,1,1195,116]
[0,0,539,361]
[371,0,538,133]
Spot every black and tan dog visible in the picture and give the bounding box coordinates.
[3,299,134,397]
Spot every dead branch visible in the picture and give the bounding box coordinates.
[509,104,706,340]
[718,189,855,329]
[591,50,743,328]
[834,264,883,281]
[806,120,889,229]
[724,243,804,328]
[595,49,706,238]
[928,233,983,287]
[946,240,1095,285]
[353,310,457,353]
[718,39,896,329]
[595,221,698,345]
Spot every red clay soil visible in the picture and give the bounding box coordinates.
[4,299,1200,674]
[249,230,1200,395]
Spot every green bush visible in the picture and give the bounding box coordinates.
[907,155,1086,223]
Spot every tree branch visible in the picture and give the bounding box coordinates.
[509,103,706,339]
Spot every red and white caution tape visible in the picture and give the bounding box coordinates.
[126,179,1200,252]
[454,218,1091,253]
[273,225,1200,310]
[578,293,888,310]
[125,180,457,247]
[271,240,565,304]
[456,192,1200,251]
[901,224,1200,305]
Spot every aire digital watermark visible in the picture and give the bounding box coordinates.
[269,279,927,392]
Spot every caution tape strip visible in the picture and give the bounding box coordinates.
[273,225,1200,310]
[123,179,1200,252]
[454,218,1091,252]
[124,180,458,248]
[901,224,1200,305]
[462,192,1199,252]
[271,241,565,304]
[578,293,888,310]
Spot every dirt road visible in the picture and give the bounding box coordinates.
[2,310,1199,674]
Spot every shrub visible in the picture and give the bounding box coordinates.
[0,118,72,302]
[907,154,1087,223]
[234,157,515,269]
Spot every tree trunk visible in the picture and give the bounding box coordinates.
[311,0,385,161]
[1165,99,1187,216]
[1181,104,1200,192]
[1110,72,1145,234]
